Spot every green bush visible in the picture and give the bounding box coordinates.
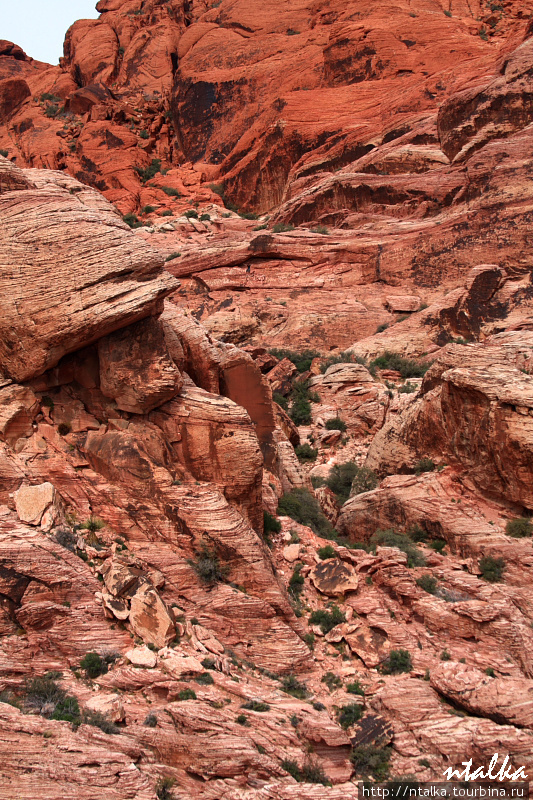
[325,417,346,432]
[141,204,156,214]
[184,209,199,219]
[277,489,335,538]
[326,462,358,503]
[506,517,533,538]
[407,524,428,543]
[272,222,295,233]
[440,649,451,661]
[0,149,8,158]
[281,758,331,785]
[82,516,104,533]
[485,667,495,677]
[398,382,417,394]
[40,92,61,102]
[290,395,312,425]
[161,209,173,216]
[236,713,249,725]
[281,674,308,699]
[318,545,337,560]
[309,605,346,634]
[241,699,270,712]
[165,252,181,262]
[370,351,430,378]
[416,574,438,594]
[144,713,157,727]
[337,703,363,729]
[376,323,389,333]
[321,671,342,691]
[123,212,142,228]
[269,349,321,373]
[346,680,365,696]
[320,352,367,373]
[289,564,304,597]
[45,103,63,118]
[479,556,505,583]
[139,129,149,139]
[195,672,214,685]
[161,186,181,197]
[414,458,436,474]
[135,158,161,183]
[429,539,446,554]
[177,688,196,700]
[201,657,216,670]
[80,652,107,679]
[351,466,379,497]
[200,213,211,221]
[264,511,281,535]
[380,649,412,674]
[156,777,176,800]
[273,392,289,410]
[370,529,425,567]
[188,543,228,585]
[83,708,119,734]
[350,744,391,780]
[295,443,318,462]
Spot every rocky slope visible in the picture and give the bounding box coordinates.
[1,0,533,797]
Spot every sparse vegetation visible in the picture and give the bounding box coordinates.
[376,323,389,333]
[414,458,436,474]
[337,703,363,729]
[141,204,156,214]
[161,186,181,197]
[281,758,331,786]
[135,158,162,183]
[195,672,214,685]
[144,713,157,727]
[429,539,446,554]
[350,744,391,780]
[370,529,425,567]
[289,564,304,598]
[346,680,365,696]
[441,649,451,661]
[123,212,142,228]
[295,443,318,462]
[188,543,229,585]
[281,674,308,699]
[0,149,8,158]
[272,222,295,233]
[370,352,430,379]
[165,252,181,262]
[82,516,105,533]
[58,423,71,436]
[241,699,270,712]
[506,517,533,538]
[485,667,496,677]
[156,777,176,800]
[177,688,196,700]
[277,489,335,538]
[380,649,412,674]
[324,417,347,432]
[80,652,108,679]
[268,348,320,373]
[311,225,329,234]
[322,671,342,691]
[416,574,438,594]
[318,545,337,560]
[309,605,346,634]
[236,713,250,725]
[479,556,505,583]
[139,129,149,139]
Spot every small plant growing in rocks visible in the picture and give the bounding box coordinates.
[281,674,308,699]
[309,605,346,634]
[350,744,391,780]
[188,543,229,585]
[324,417,347,432]
[80,652,108,679]
[337,703,363,729]
[295,443,318,462]
[479,556,505,583]
[505,517,533,538]
[346,680,365,696]
[236,713,250,725]
[144,713,157,727]
[156,777,177,800]
[195,672,214,685]
[177,688,196,701]
[380,649,412,674]
[241,699,270,712]
[416,574,438,594]
[318,545,337,560]
[321,671,342,691]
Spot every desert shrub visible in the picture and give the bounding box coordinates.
[82,516,104,533]
[184,209,199,219]
[325,417,346,432]
[25,674,65,713]
[161,209,172,216]
[479,556,505,583]
[0,149,8,157]
[54,527,77,551]
[239,210,259,219]
[241,699,270,712]
[264,511,281,536]
[370,351,430,378]
[201,657,216,670]
[310,225,329,234]
[346,680,365,696]
[277,489,335,538]
[195,672,214,685]
[295,443,318,462]
[506,517,533,538]
[416,574,438,594]
[485,667,495,677]
[188,543,228,585]
[281,674,308,699]
[45,103,63,118]
[326,462,358,503]
[289,564,304,597]
[304,632,315,650]
[123,212,142,228]
[429,539,446,554]
[161,186,181,197]
[440,649,451,661]
[272,222,295,233]
[371,529,425,567]
[376,323,389,333]
[309,605,346,634]
[236,713,249,725]
[281,758,330,785]
[414,458,436,474]
[135,158,161,183]
[269,348,320,373]
[321,671,342,691]
[51,694,80,724]
[83,709,119,734]
[144,713,157,727]
[351,744,391,780]
[156,777,176,800]
[58,423,71,436]
[290,395,311,425]
[200,213,211,221]
[80,652,107,679]
[407,524,428,543]
[139,129,149,139]
[318,545,337,560]
[272,392,289,410]
[337,703,363,729]
[141,204,155,214]
[351,466,379,496]
[319,352,367,373]
[398,382,417,394]
[177,688,196,700]
[380,649,412,674]
[165,252,181,261]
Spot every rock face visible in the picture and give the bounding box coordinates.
[0,157,177,382]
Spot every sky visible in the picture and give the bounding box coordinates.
[3,0,100,65]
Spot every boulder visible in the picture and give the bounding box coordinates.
[14,483,61,530]
[129,582,175,649]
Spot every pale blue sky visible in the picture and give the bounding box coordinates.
[3,0,100,65]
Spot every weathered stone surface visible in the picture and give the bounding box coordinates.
[98,316,182,414]
[309,559,359,597]
[14,482,60,529]
[124,645,158,669]
[129,582,175,649]
[0,384,39,446]
[0,160,178,381]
